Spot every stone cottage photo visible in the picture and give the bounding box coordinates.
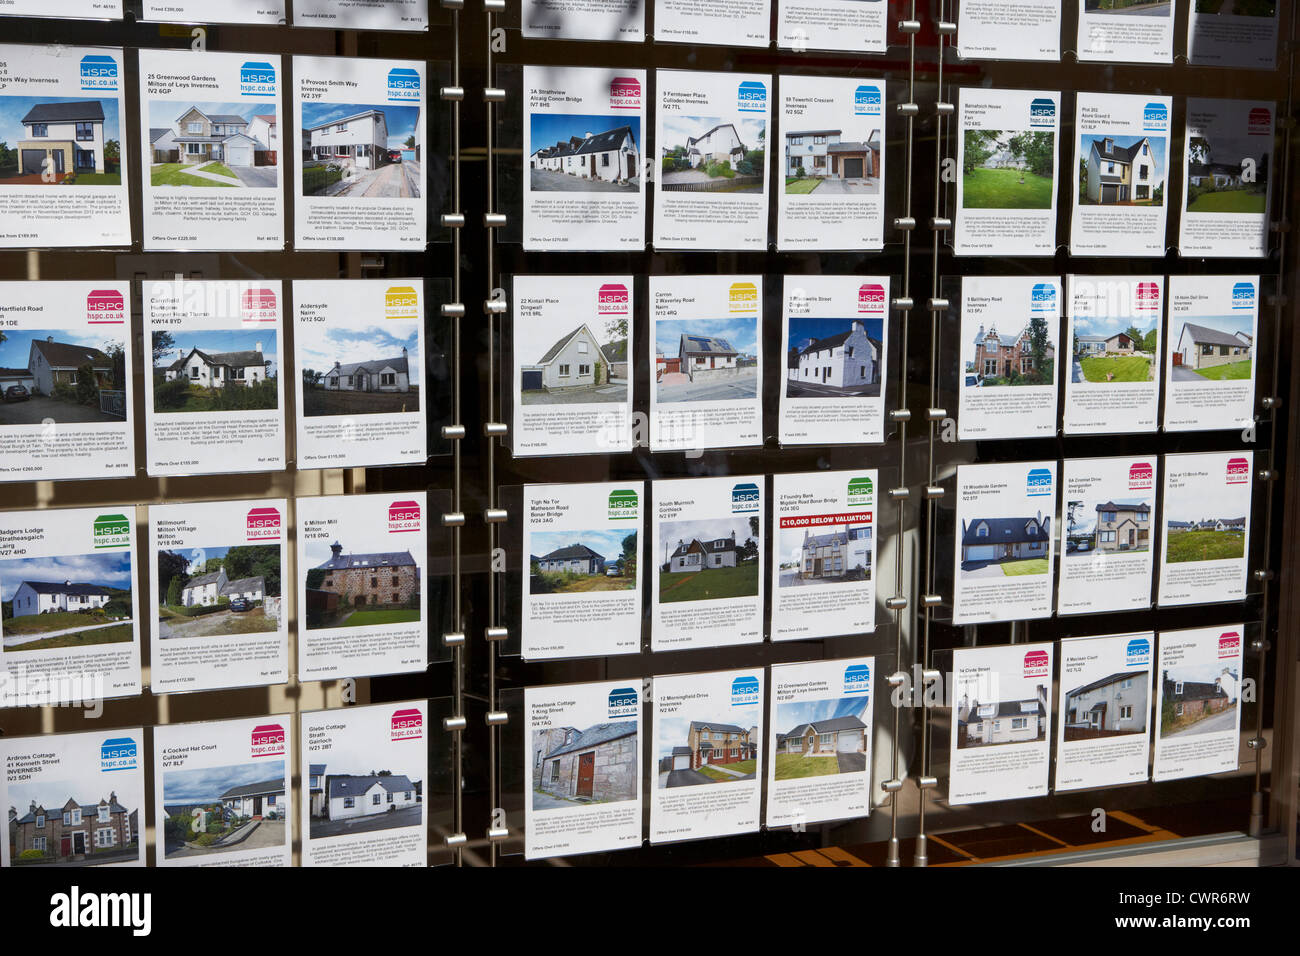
[303,537,421,630]
[531,721,638,809]
[155,542,281,639]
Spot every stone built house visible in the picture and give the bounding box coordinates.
[1093,500,1150,553]
[533,723,637,803]
[1163,669,1238,722]
[971,324,1055,381]
[315,542,419,608]
[11,793,137,860]
[179,565,266,607]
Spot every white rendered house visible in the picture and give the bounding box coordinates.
[325,774,417,819]
[1086,136,1158,204]
[792,321,880,391]
[307,110,390,170]
[163,344,267,388]
[11,580,111,617]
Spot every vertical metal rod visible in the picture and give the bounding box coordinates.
[485,3,500,868]
[451,5,465,869]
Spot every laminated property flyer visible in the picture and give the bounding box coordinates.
[1179,99,1273,259]
[148,498,288,695]
[1,728,144,867]
[650,669,762,844]
[293,55,426,250]
[525,680,643,860]
[142,0,284,24]
[1063,275,1162,435]
[293,278,427,469]
[143,278,286,477]
[1189,1,1279,70]
[655,0,768,47]
[1153,626,1244,782]
[766,658,874,828]
[954,88,1059,257]
[0,281,134,483]
[512,274,633,457]
[777,75,885,251]
[1158,451,1253,608]
[1,0,120,16]
[952,461,1057,625]
[1054,633,1154,792]
[770,470,876,641]
[1077,0,1173,65]
[653,69,771,251]
[0,44,130,248]
[301,701,428,866]
[650,475,764,652]
[0,506,141,707]
[957,275,1060,441]
[138,50,284,251]
[522,0,643,40]
[1070,93,1171,258]
[649,275,763,453]
[294,0,428,30]
[948,643,1053,805]
[297,492,427,681]
[153,716,292,867]
[523,482,643,660]
[777,0,887,53]
[1164,275,1259,433]
[955,0,1060,61]
[779,275,889,446]
[524,67,645,251]
[1058,456,1156,616]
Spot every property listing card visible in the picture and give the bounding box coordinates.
[766,658,874,828]
[1153,626,1244,782]
[143,278,286,477]
[1189,1,1279,70]
[523,0,644,40]
[153,716,292,867]
[649,275,763,453]
[1077,0,1174,64]
[525,680,643,860]
[524,67,645,251]
[512,275,633,457]
[293,278,427,469]
[653,69,771,251]
[1070,93,1171,258]
[148,498,289,695]
[1,0,120,16]
[1164,275,1259,432]
[1158,451,1253,608]
[1063,275,1162,435]
[0,281,134,483]
[138,50,284,251]
[1058,456,1156,616]
[954,88,1059,257]
[294,0,428,30]
[301,701,428,866]
[297,492,426,681]
[0,44,130,248]
[523,482,643,660]
[655,0,768,47]
[771,470,876,641]
[952,461,1057,625]
[650,669,763,844]
[948,643,1053,805]
[955,0,1060,61]
[777,75,885,251]
[777,0,887,53]
[1179,99,1274,258]
[0,506,141,707]
[957,275,1060,441]
[651,475,764,652]
[143,0,284,26]
[1054,633,1154,792]
[1,728,145,868]
[779,276,889,446]
[293,55,426,250]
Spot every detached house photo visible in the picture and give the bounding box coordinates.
[786,317,884,398]
[155,541,281,640]
[0,330,128,426]
[1063,671,1149,740]
[968,322,1056,387]
[301,102,421,199]
[658,714,759,787]
[960,513,1052,577]
[1065,497,1150,555]
[1186,130,1269,213]
[531,722,638,809]
[1171,319,1253,382]
[784,126,881,194]
[957,686,1049,748]
[146,101,278,189]
[655,319,759,403]
[660,113,766,193]
[1071,322,1156,384]
[300,321,421,418]
[777,523,872,587]
[0,549,133,652]
[774,696,870,780]
[161,760,288,860]
[0,95,121,185]
[309,767,421,840]
[1161,667,1239,738]
[9,789,138,865]
[1081,133,1165,205]
[658,515,760,605]
[305,540,421,630]
[153,329,277,414]
[528,112,640,192]
[520,322,627,405]
[529,528,636,594]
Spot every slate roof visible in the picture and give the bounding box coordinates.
[149,127,173,143]
[539,544,605,562]
[18,580,112,596]
[185,570,225,589]
[572,125,636,155]
[1066,672,1137,699]
[166,347,265,371]
[688,720,746,735]
[827,141,872,153]
[1090,137,1146,164]
[332,354,409,377]
[1164,678,1226,702]
[780,715,867,739]
[785,129,842,137]
[1095,500,1150,514]
[316,548,417,571]
[326,774,415,799]
[799,328,881,358]
[308,764,326,778]
[206,114,248,125]
[970,698,1045,721]
[21,101,105,124]
[16,795,128,824]
[670,536,736,558]
[305,109,384,132]
[961,516,1050,546]
[220,778,285,799]
[671,746,692,757]
[220,575,265,594]
[803,527,870,549]
[30,338,112,370]
[537,325,594,365]
[1180,322,1249,348]
[971,325,1024,349]
[679,334,737,356]
[545,722,636,758]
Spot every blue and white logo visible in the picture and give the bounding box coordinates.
[844,664,871,696]
[1031,283,1057,313]
[1027,467,1053,496]
[1143,102,1169,132]
[388,67,421,103]
[1232,282,1256,310]
[737,80,766,113]
[1125,637,1151,667]
[79,54,118,91]
[854,85,882,116]
[608,686,638,719]
[240,61,277,98]
[731,675,760,706]
[731,482,760,513]
[1029,97,1056,128]
[101,736,138,772]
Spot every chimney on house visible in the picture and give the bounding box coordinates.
[330,541,343,559]
[47,335,54,343]
[852,320,864,332]
[255,341,262,354]
[64,579,71,587]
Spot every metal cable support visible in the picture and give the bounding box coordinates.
[451,5,466,868]
[485,2,500,869]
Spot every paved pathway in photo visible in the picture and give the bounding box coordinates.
[178,164,247,187]
[532,791,582,810]
[347,162,418,198]
[530,168,637,192]
[961,563,1007,580]
[3,619,131,648]
[704,763,747,778]
[1072,359,1084,383]
[232,165,279,188]
[1166,707,1237,738]
[664,768,713,788]
[167,820,287,859]
[807,179,880,195]
[0,395,121,426]
[836,752,866,773]
[1169,364,1204,382]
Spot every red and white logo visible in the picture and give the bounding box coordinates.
[391,708,424,741]
[1134,282,1161,311]
[598,283,629,315]
[1226,457,1250,484]
[1023,650,1050,678]
[1219,631,1241,658]
[251,723,286,757]
[1129,462,1154,491]
[388,499,421,533]
[246,506,282,541]
[858,283,886,314]
[241,287,277,324]
[86,289,125,324]
[1248,107,1272,136]
[610,76,641,110]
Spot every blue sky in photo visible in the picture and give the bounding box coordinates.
[300,103,420,150]
[657,705,760,761]
[0,95,121,148]
[153,329,278,377]
[1072,315,1157,336]
[296,322,419,387]
[660,114,765,154]
[655,317,758,357]
[163,760,285,803]
[773,696,869,736]
[148,101,275,130]
[0,551,132,602]
[1085,133,1166,175]
[0,329,124,370]
[529,113,640,153]
[531,529,634,564]
[1169,314,1252,338]
[788,317,883,352]
[8,776,139,815]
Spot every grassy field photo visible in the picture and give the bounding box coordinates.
[658,563,759,603]
[1,550,134,652]
[303,387,420,417]
[1188,189,1268,213]
[1165,529,1245,563]
[1080,354,1156,382]
[1192,360,1252,380]
[150,163,240,188]
[773,753,840,778]
[695,759,756,782]
[962,129,1056,210]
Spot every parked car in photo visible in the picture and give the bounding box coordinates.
[4,384,28,402]
[229,596,251,612]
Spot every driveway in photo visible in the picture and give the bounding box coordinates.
[530,168,637,192]
[232,165,279,188]
[0,395,122,425]
[309,804,422,838]
[664,768,713,787]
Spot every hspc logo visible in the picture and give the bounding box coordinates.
[1023,649,1050,678]
[1134,281,1161,312]
[1232,282,1256,311]
[86,289,126,325]
[388,67,421,103]
[1026,467,1053,497]
[1248,107,1272,136]
[1142,101,1169,133]
[100,736,138,772]
[598,283,629,315]
[1028,97,1056,128]
[731,481,760,513]
[246,506,282,541]
[1030,282,1056,314]
[391,707,424,741]
[729,281,758,313]
[389,498,422,532]
[854,85,882,117]
[1129,461,1154,492]
[608,685,638,719]
[737,80,767,113]
[730,675,760,706]
[251,723,286,757]
[1125,636,1152,667]
[858,283,886,314]
[610,76,641,110]
[385,285,420,320]
[1226,456,1250,484]
[241,287,278,324]
[240,60,277,97]
[847,475,874,507]
[1218,630,1241,659]
[843,663,871,696]
[79,54,118,91]
[93,513,131,549]
[608,487,639,521]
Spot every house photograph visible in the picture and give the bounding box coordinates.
[528,112,640,192]
[656,709,760,787]
[530,529,636,594]
[962,128,1055,209]
[785,126,880,195]
[773,697,869,779]
[8,780,138,865]
[0,550,133,652]
[960,512,1052,577]
[301,102,421,199]
[786,317,883,398]
[1079,133,1166,206]
[1160,665,1239,738]
[1170,316,1253,382]
[152,329,278,414]
[303,538,421,630]
[520,321,627,406]
[658,515,760,604]
[1063,670,1149,740]
[155,543,280,640]
[963,319,1056,387]
[531,721,638,809]
[161,760,287,859]
[0,329,127,426]
[146,101,278,188]
[309,763,422,840]
[1071,318,1156,384]
[655,317,759,403]
[1065,496,1151,556]
[659,112,765,193]
[0,94,121,185]
[777,523,871,587]
[957,684,1049,749]
[1164,512,1247,563]
[299,322,420,417]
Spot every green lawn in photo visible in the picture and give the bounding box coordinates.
[71,173,122,185]
[532,571,635,594]
[1000,558,1050,576]
[1,609,125,635]
[197,162,239,179]
[150,163,240,187]
[6,623,133,651]
[1193,360,1252,381]
[963,167,1055,209]
[340,608,421,627]
[658,563,759,603]
[1079,355,1154,382]
[785,177,822,195]
[774,753,840,779]
[1165,530,1245,563]
[1187,190,1268,213]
